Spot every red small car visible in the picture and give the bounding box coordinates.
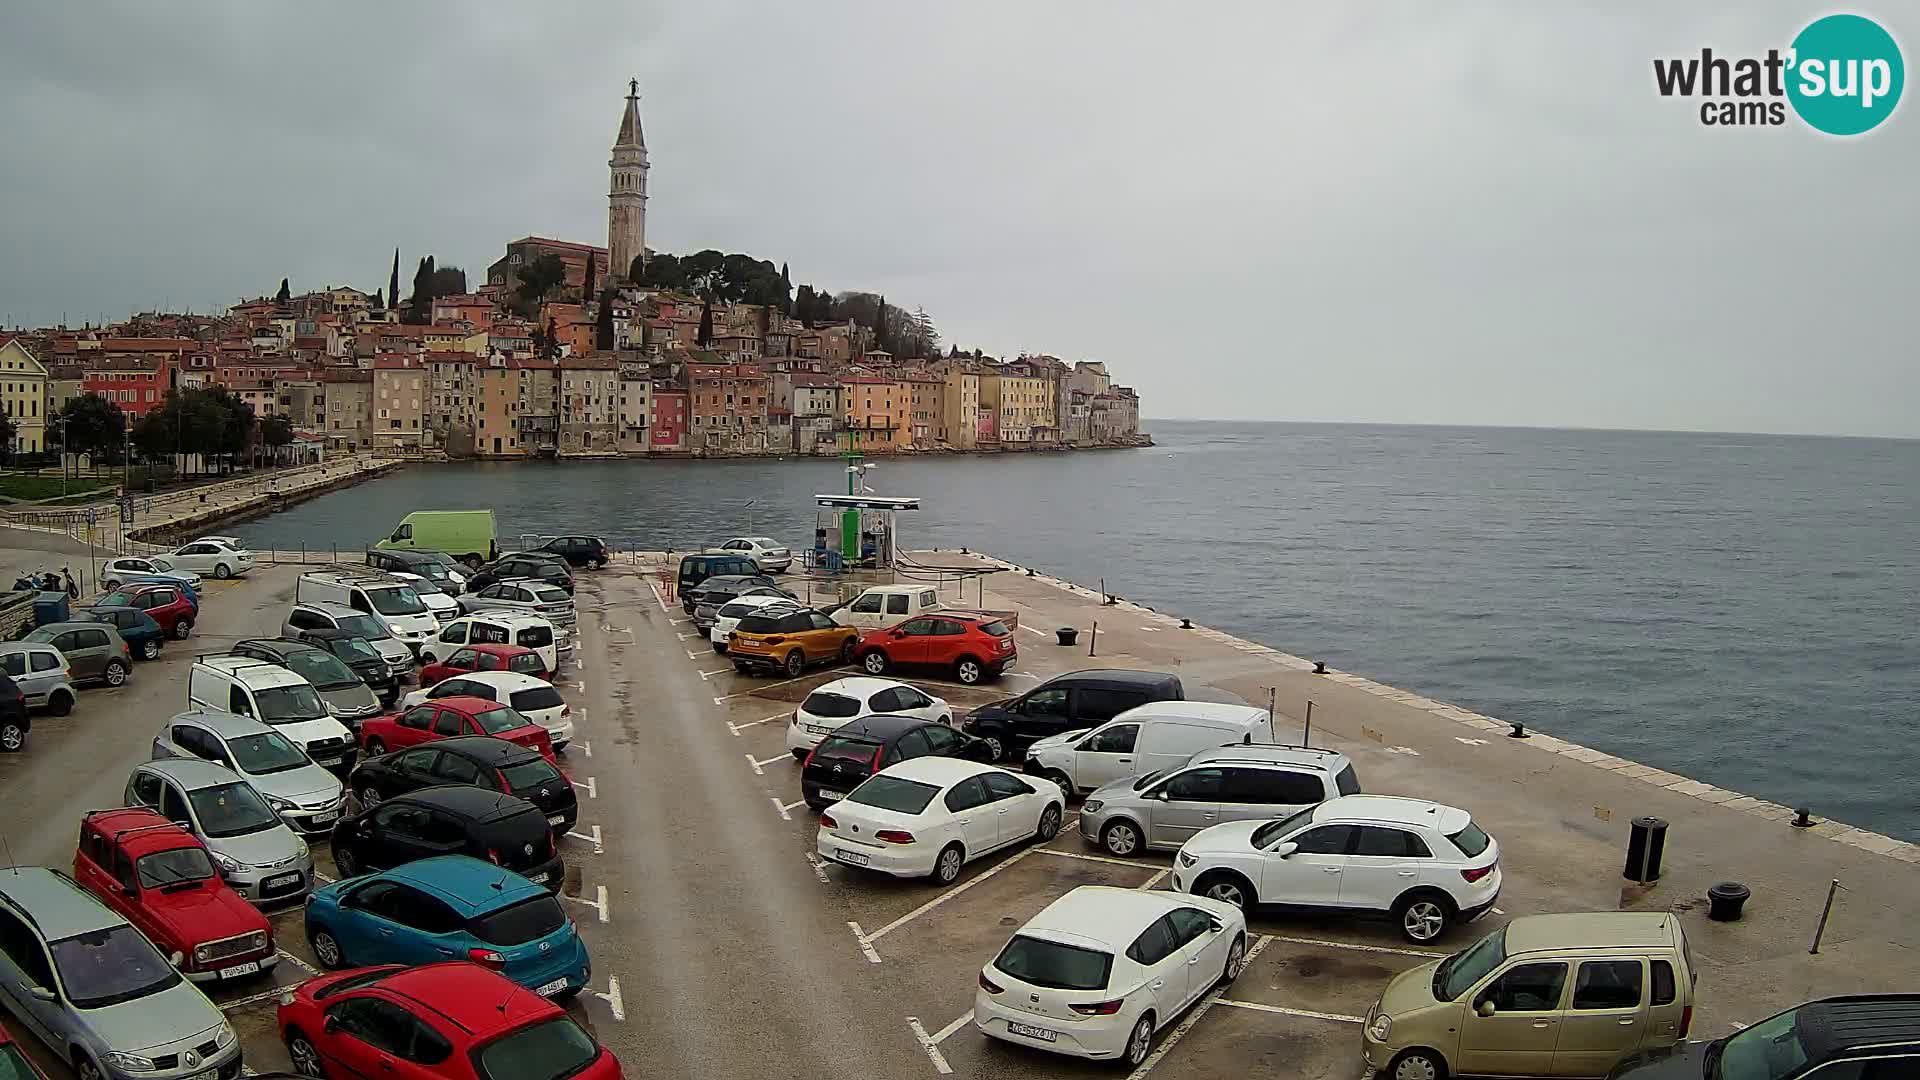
[358,694,555,762]
[0,1020,49,1078]
[854,612,1018,685]
[419,643,550,686]
[72,807,276,983]
[280,963,624,1080]
[97,581,197,639]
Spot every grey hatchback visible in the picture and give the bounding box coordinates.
[24,623,131,688]
[0,643,76,715]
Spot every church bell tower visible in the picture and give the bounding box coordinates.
[608,79,649,284]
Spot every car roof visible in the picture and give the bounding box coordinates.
[812,676,915,700]
[424,695,516,717]
[235,638,326,659]
[698,574,765,587]
[455,642,539,658]
[369,963,558,1037]
[426,735,544,766]
[375,855,547,914]
[169,707,274,738]
[1023,885,1188,945]
[84,808,201,858]
[1503,913,1677,954]
[1795,996,1920,1059]
[195,655,308,689]
[461,611,548,627]
[31,621,119,635]
[0,641,56,653]
[439,670,550,692]
[297,600,362,617]
[1190,743,1349,771]
[397,784,535,821]
[1308,794,1466,831]
[834,714,938,741]
[365,548,438,563]
[1041,668,1178,688]
[1118,701,1271,727]
[137,756,247,789]
[0,866,127,940]
[884,756,997,787]
[718,594,796,610]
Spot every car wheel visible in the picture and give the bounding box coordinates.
[103,660,128,687]
[1034,804,1062,842]
[1220,932,1247,985]
[1395,892,1453,944]
[931,843,966,885]
[954,657,983,685]
[791,747,809,760]
[48,691,74,717]
[0,721,24,753]
[214,562,232,579]
[1101,819,1143,857]
[357,786,383,809]
[839,639,857,664]
[172,617,194,640]
[364,737,387,756]
[1197,871,1254,912]
[102,578,120,592]
[1124,1014,1156,1068]
[333,847,361,878]
[1391,1049,1448,1080]
[784,650,805,677]
[141,639,161,660]
[734,661,750,673]
[861,650,889,675]
[712,640,726,654]
[592,558,608,570]
[286,1029,327,1077]
[980,735,1005,761]
[311,928,346,970]
[1042,770,1073,797]
[73,1053,103,1080]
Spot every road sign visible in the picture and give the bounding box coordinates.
[84,507,97,526]
[119,496,134,525]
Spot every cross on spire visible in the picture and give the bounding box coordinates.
[628,77,638,99]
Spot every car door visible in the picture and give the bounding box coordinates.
[1216,767,1325,829]
[1259,822,1354,906]
[804,611,844,661]
[0,653,30,703]
[942,776,1000,857]
[887,685,944,723]
[380,747,442,798]
[1551,959,1649,1077]
[1336,825,1429,911]
[390,705,438,750]
[1457,961,1570,1077]
[51,631,98,681]
[981,770,1044,847]
[1125,915,1188,1021]
[1143,767,1226,848]
[126,768,166,811]
[1006,686,1072,744]
[321,995,450,1079]
[884,727,935,770]
[919,723,976,762]
[0,908,66,1047]
[351,882,463,968]
[363,804,444,870]
[1165,906,1224,1012]
[1073,723,1141,792]
[427,749,488,791]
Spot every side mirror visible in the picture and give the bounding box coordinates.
[1475,1000,1497,1018]
[27,986,55,1004]
[169,950,185,968]
[324,1015,342,1035]
[1208,918,1224,934]
[1271,841,1299,858]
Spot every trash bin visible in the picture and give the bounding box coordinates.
[1707,881,1750,921]
[1055,627,1079,647]
[1623,816,1668,883]
[31,591,70,627]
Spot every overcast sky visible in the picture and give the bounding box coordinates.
[1,3,1913,437]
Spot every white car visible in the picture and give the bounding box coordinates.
[168,538,255,579]
[402,670,572,750]
[975,886,1247,1068]
[392,571,461,624]
[1170,794,1501,944]
[786,676,953,757]
[98,555,202,592]
[708,594,801,653]
[816,757,1064,885]
[424,613,569,675]
[717,537,792,573]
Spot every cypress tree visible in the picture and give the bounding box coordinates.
[697,297,713,347]
[595,291,615,351]
[583,254,597,308]
[388,248,400,309]
[275,278,290,304]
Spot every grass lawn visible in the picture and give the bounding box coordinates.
[0,473,118,501]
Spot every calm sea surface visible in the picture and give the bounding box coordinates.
[237,422,1920,839]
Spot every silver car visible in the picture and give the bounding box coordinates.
[0,642,76,715]
[151,709,347,837]
[0,866,239,1080]
[123,758,314,906]
[458,579,577,628]
[1075,744,1359,856]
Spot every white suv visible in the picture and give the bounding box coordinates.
[1170,794,1501,944]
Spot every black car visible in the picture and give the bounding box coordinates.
[469,554,575,595]
[538,535,611,569]
[682,573,787,616]
[962,669,1185,762]
[1612,994,1920,1079]
[365,547,467,595]
[800,714,992,809]
[676,552,761,599]
[349,735,578,833]
[330,785,564,891]
[285,627,399,703]
[0,675,27,753]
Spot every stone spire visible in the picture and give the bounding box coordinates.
[608,79,649,282]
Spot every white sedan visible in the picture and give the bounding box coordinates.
[98,555,202,592]
[168,538,255,579]
[786,676,953,757]
[816,757,1064,885]
[401,670,572,750]
[717,536,792,572]
[707,594,801,653]
[975,886,1246,1068]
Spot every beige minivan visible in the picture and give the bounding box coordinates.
[1361,912,1696,1080]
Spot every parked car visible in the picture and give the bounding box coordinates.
[358,696,554,762]
[0,866,242,1080]
[374,508,499,568]
[1613,993,1915,1080]
[0,642,76,715]
[537,535,611,569]
[974,885,1246,1068]
[787,677,953,758]
[295,570,439,655]
[1078,743,1360,857]
[801,715,992,809]
[186,655,357,775]
[1024,701,1274,797]
[366,546,467,594]
[72,807,277,983]
[286,627,400,704]
[457,579,576,630]
[283,601,416,683]
[278,963,623,1080]
[963,669,1183,762]
[676,552,762,602]
[0,1021,47,1078]
[728,607,861,677]
[167,537,254,579]
[0,676,27,753]
[150,708,347,836]
[468,554,574,596]
[424,613,567,674]
[349,735,578,830]
[707,594,801,651]
[97,581,197,640]
[715,536,792,572]
[830,584,1017,632]
[694,584,796,633]
[403,671,571,749]
[97,555,201,594]
[683,573,787,618]
[22,622,129,688]
[226,637,382,728]
[124,758,316,905]
[330,785,564,889]
[74,605,167,661]
[816,757,1065,885]
[418,642,552,686]
[391,571,460,624]
[1363,913,1698,1080]
[854,613,1018,688]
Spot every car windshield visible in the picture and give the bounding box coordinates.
[404,575,446,596]
[283,650,358,689]
[136,846,216,889]
[815,733,882,761]
[333,637,384,664]
[502,758,563,793]
[1252,806,1321,848]
[228,730,311,775]
[1130,769,1168,791]
[149,557,180,573]
[256,683,329,723]
[49,925,181,1009]
[507,653,547,676]
[1448,822,1492,857]
[474,706,531,734]
[1712,1007,1810,1080]
[367,587,427,616]
[472,1017,600,1080]
[468,895,567,946]
[735,615,782,634]
[994,935,1112,991]
[510,686,564,712]
[1434,926,1507,1001]
[335,614,391,640]
[98,591,135,607]
[978,620,1011,637]
[189,780,282,838]
[0,1043,40,1079]
[802,692,861,718]
[846,775,938,814]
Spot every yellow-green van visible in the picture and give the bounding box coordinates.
[1362,912,1696,1079]
[375,510,497,569]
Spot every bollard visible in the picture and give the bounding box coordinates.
[1707,881,1750,922]
[1809,879,1839,954]
[1508,721,1530,739]
[1055,627,1078,647]
[1313,660,1327,674]
[1180,617,1192,629]
[1087,620,1098,657]
[1623,817,1668,883]
[1793,807,1815,829]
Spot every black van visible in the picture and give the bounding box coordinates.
[962,669,1184,761]
[677,553,764,610]
[329,785,564,892]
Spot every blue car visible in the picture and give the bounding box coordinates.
[303,854,589,998]
[75,604,168,660]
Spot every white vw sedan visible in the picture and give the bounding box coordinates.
[785,676,954,757]
[816,757,1064,885]
[168,538,255,579]
[975,886,1247,1068]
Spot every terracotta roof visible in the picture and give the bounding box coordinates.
[559,354,618,370]
[372,356,419,370]
[506,236,609,256]
[100,337,196,352]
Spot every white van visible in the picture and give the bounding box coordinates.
[829,584,1019,632]
[186,655,357,773]
[295,570,439,652]
[1021,701,1273,795]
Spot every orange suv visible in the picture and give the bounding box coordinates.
[729,607,860,677]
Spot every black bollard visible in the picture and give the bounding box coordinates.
[1707,881,1750,921]
[1624,817,1669,883]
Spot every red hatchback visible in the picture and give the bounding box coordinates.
[280,963,624,1080]
[72,808,276,982]
[855,613,1018,685]
[419,643,550,686]
[97,582,197,639]
[358,695,555,762]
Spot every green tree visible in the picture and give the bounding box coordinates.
[373,287,384,309]
[582,254,597,307]
[260,415,294,461]
[428,264,466,297]
[516,254,567,308]
[0,409,16,460]
[595,291,615,350]
[275,278,290,304]
[54,394,126,459]
[793,284,815,327]
[697,296,713,346]
[388,248,400,310]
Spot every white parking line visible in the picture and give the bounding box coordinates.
[1214,999,1364,1023]
[863,847,1037,949]
[686,649,702,660]
[579,740,592,758]
[712,671,825,704]
[906,1016,954,1074]
[647,582,669,612]
[847,921,883,964]
[1264,934,1443,959]
[727,713,788,737]
[753,752,793,769]
[220,985,292,1013]
[564,884,611,924]
[1021,625,1048,638]
[1035,847,1159,870]
[1125,934,1275,1079]
[592,976,626,1021]
[277,948,320,976]
[803,851,831,883]
[1138,868,1169,891]
[312,871,335,884]
[565,824,605,854]
[931,1012,972,1044]
[698,667,733,680]
[780,797,807,815]
[678,631,699,641]
[770,797,791,821]
[571,777,597,798]
[745,753,765,776]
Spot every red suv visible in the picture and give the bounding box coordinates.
[280,963,625,1080]
[419,643,550,686]
[855,613,1017,685]
[358,695,555,761]
[97,581,197,639]
[72,808,276,983]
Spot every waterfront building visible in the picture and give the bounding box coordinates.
[425,351,478,454]
[46,363,86,421]
[607,79,650,281]
[935,367,981,450]
[617,366,651,453]
[319,368,373,450]
[905,375,941,449]
[371,356,427,450]
[841,375,910,453]
[978,367,1052,447]
[649,387,688,451]
[790,374,842,456]
[81,355,177,419]
[0,338,49,454]
[559,353,620,455]
[688,362,770,454]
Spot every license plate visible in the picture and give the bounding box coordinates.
[529,871,550,883]
[547,814,565,825]
[186,1069,217,1080]
[535,977,569,997]
[310,812,337,826]
[265,873,301,888]
[1007,1022,1058,1042]
[833,848,869,866]
[314,755,344,767]
[217,960,260,979]
[817,790,847,802]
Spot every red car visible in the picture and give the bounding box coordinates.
[358,695,555,762]
[854,612,1018,685]
[72,808,276,983]
[97,581,197,639]
[419,643,550,686]
[280,963,624,1080]
[0,1020,49,1078]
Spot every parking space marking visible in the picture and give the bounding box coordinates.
[564,884,611,924]
[728,713,788,737]
[571,777,597,798]
[906,1016,955,1075]
[1215,998,1364,1023]
[1125,934,1275,1080]
[312,871,335,884]
[566,824,605,854]
[930,1012,972,1044]
[1021,624,1049,638]
[848,921,884,964]
[745,753,765,776]
[578,740,592,757]
[713,671,826,704]
[754,752,793,770]
[1263,934,1443,959]
[678,632,699,640]
[686,649,702,659]
[803,852,831,883]
[220,985,292,1013]
[863,847,1037,949]
[592,976,626,1021]
[1139,868,1169,891]
[780,797,808,815]
[647,583,669,612]
[277,948,319,977]
[770,797,791,821]
[1035,847,1159,870]
[698,667,733,680]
